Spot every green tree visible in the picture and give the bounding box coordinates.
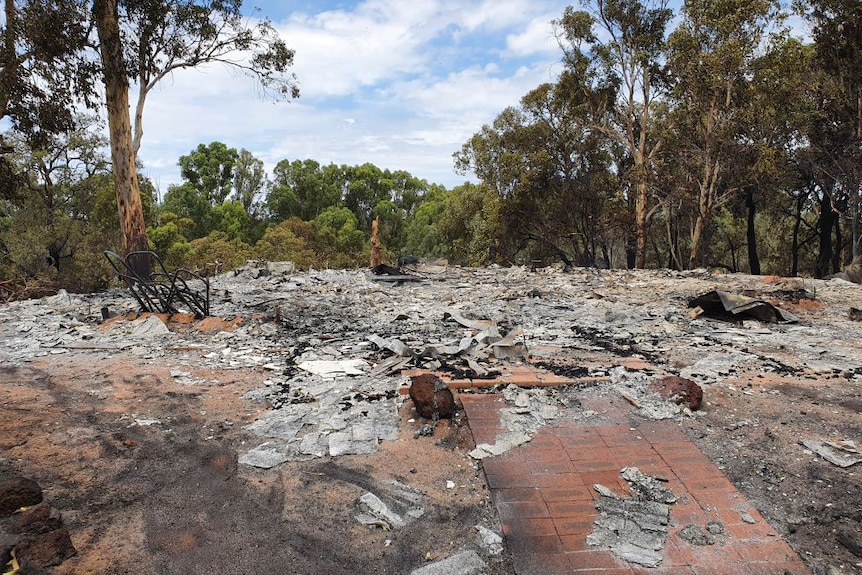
[0,1,95,148]
[162,182,212,238]
[666,0,784,269]
[438,183,501,266]
[344,163,392,230]
[163,142,263,241]
[312,206,366,266]
[187,231,253,273]
[401,186,452,258]
[210,200,251,242]
[794,0,862,260]
[375,169,428,251]
[266,159,343,221]
[4,0,299,267]
[233,148,267,213]
[554,0,673,268]
[456,75,619,268]
[254,218,316,269]
[179,141,239,206]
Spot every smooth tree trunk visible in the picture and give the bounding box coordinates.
[1,0,16,121]
[93,0,149,271]
[745,188,760,275]
[688,146,722,270]
[855,90,862,260]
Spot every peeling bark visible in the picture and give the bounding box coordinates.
[93,0,149,274]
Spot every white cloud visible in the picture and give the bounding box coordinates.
[132,0,573,192]
[506,13,562,57]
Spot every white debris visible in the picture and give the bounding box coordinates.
[297,359,369,378]
[409,550,487,575]
[475,525,504,555]
[238,443,291,469]
[131,417,161,427]
[131,317,172,338]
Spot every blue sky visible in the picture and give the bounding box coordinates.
[136,0,577,195]
[135,0,808,197]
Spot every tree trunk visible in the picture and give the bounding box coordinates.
[93,0,149,272]
[634,178,648,269]
[834,214,842,274]
[1,0,16,121]
[790,192,805,277]
[689,213,706,270]
[815,192,835,278]
[855,89,862,260]
[745,188,761,275]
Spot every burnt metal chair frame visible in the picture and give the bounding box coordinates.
[104,250,210,318]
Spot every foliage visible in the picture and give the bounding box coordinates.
[0,1,96,146]
[437,183,501,266]
[163,142,267,243]
[311,206,367,267]
[665,0,783,269]
[553,0,674,268]
[0,120,157,292]
[400,186,452,259]
[187,231,253,275]
[2,0,300,258]
[455,76,622,267]
[253,218,316,270]
[5,1,862,290]
[267,159,343,222]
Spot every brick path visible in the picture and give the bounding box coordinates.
[460,393,812,575]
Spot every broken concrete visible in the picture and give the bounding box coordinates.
[355,480,426,531]
[475,525,503,556]
[588,468,675,568]
[409,549,488,575]
[800,438,862,467]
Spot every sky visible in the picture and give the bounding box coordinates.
[134,0,809,197]
[135,0,581,195]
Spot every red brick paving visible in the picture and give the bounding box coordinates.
[459,393,812,575]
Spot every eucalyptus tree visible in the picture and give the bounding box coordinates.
[233,148,267,214]
[0,1,95,148]
[343,163,392,231]
[163,141,270,240]
[266,159,344,222]
[794,0,862,260]
[96,0,298,264]
[456,73,619,267]
[666,0,784,269]
[553,0,674,268]
[741,35,815,275]
[4,0,299,272]
[177,141,239,206]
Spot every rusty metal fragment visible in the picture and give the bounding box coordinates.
[688,290,797,323]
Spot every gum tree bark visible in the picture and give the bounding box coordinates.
[93,0,149,270]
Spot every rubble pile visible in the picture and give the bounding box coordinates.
[1,263,861,470]
[588,467,678,568]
